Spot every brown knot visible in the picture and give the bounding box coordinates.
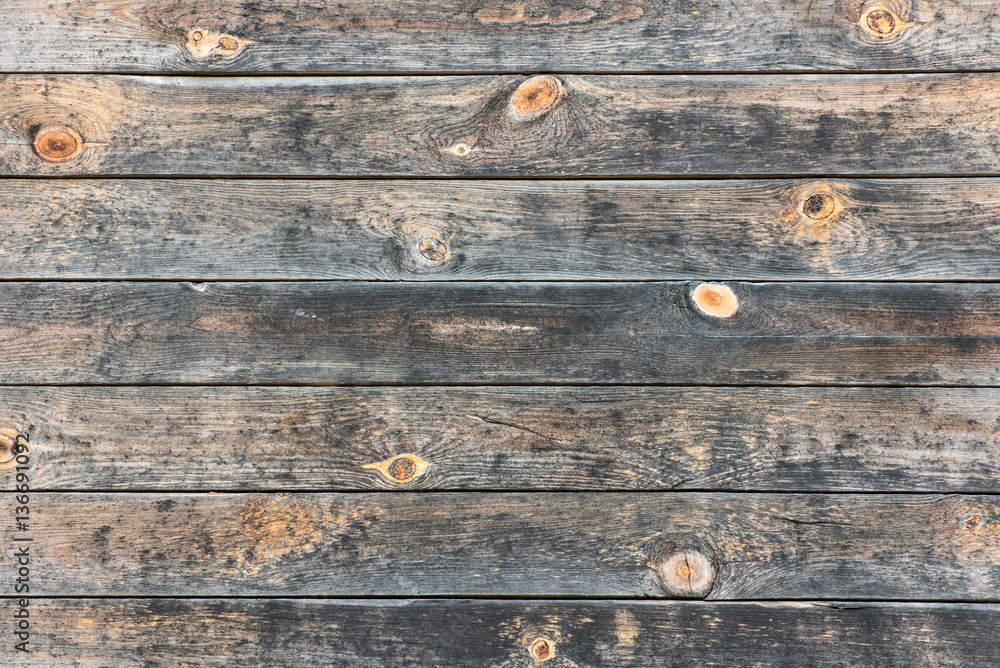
[691,283,739,319]
[964,514,984,531]
[33,124,82,163]
[362,453,430,484]
[658,550,716,598]
[861,7,902,36]
[529,637,555,662]
[509,76,565,120]
[801,192,838,220]
[418,237,449,263]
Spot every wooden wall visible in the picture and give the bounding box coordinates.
[2,1,1000,665]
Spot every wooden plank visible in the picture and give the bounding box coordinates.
[11,599,1000,667]
[4,74,1000,176]
[3,1,1000,74]
[7,492,1000,598]
[5,386,1000,492]
[0,281,998,385]
[6,178,1000,280]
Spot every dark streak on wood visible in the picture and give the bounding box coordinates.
[5,178,1000,280]
[0,281,997,385]
[3,74,1000,176]
[11,492,1000,599]
[2,1,999,73]
[3,386,1000,492]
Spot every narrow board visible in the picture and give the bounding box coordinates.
[6,492,999,599]
[4,74,1000,176]
[3,386,1000,492]
[6,599,1000,667]
[0,281,998,385]
[1,1,998,73]
[4,178,1000,280]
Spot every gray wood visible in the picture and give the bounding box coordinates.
[2,1,999,73]
[12,492,1000,599]
[4,74,1000,176]
[15,599,1000,667]
[0,281,998,385]
[5,178,1000,280]
[5,386,1000,492]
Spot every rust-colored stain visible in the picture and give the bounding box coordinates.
[692,282,739,319]
[509,76,565,120]
[362,453,430,483]
[33,123,83,163]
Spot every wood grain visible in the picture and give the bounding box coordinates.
[5,178,1000,280]
[0,281,999,385]
[8,492,1000,598]
[11,599,1000,667]
[2,1,999,73]
[4,386,1000,492]
[4,74,1000,176]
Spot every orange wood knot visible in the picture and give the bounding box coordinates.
[692,282,739,319]
[529,637,555,662]
[32,124,83,164]
[0,428,21,466]
[658,550,716,598]
[186,30,246,58]
[418,237,449,262]
[801,192,838,220]
[964,514,984,531]
[451,142,471,157]
[509,76,565,120]
[362,453,430,484]
[861,7,902,37]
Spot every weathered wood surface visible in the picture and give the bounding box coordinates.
[6,178,1000,280]
[8,492,1000,598]
[3,1,1000,74]
[4,386,1000,492]
[0,281,998,385]
[11,599,1000,667]
[5,74,1000,176]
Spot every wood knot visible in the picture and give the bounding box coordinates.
[861,6,902,37]
[185,30,247,58]
[801,192,838,220]
[32,123,82,164]
[451,142,471,157]
[529,637,555,662]
[964,514,984,531]
[362,453,430,484]
[691,282,739,319]
[658,550,716,598]
[0,428,20,465]
[509,76,565,120]
[418,237,449,263]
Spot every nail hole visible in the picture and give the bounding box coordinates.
[191,30,204,42]
[691,283,739,319]
[529,637,555,662]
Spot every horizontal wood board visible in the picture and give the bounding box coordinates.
[2,1,1000,73]
[3,178,1000,280]
[4,74,1000,176]
[2,386,1000,492]
[5,599,999,667]
[5,491,1000,599]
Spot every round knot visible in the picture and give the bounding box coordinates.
[418,237,449,263]
[964,514,984,531]
[0,428,19,465]
[509,76,565,120]
[362,453,429,484]
[863,7,899,36]
[658,550,716,598]
[802,192,838,220]
[387,456,417,482]
[33,124,82,163]
[529,637,555,662]
[691,283,739,319]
